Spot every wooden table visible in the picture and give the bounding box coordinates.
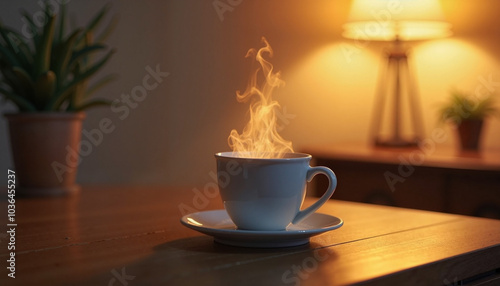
[1,186,500,286]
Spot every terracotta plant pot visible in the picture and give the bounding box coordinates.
[457,119,484,151]
[5,112,85,196]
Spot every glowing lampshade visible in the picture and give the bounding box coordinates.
[343,0,452,41]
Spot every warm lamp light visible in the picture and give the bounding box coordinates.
[343,0,452,146]
[343,0,452,41]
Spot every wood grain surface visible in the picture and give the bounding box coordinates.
[0,186,499,286]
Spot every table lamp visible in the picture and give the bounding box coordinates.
[343,0,452,147]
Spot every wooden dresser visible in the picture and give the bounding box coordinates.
[302,143,500,219]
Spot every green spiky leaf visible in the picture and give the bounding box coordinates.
[95,15,118,43]
[76,4,111,44]
[68,43,106,67]
[0,2,117,112]
[19,10,41,49]
[47,48,115,110]
[34,11,55,78]
[53,28,82,88]
[34,70,56,107]
[55,1,66,45]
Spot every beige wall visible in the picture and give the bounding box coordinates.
[1,0,499,188]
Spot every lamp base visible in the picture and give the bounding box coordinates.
[374,138,419,148]
[370,40,425,150]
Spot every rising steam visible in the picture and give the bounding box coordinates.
[228,37,293,159]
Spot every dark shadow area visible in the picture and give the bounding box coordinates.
[77,235,339,286]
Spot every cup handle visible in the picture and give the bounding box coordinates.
[291,166,337,224]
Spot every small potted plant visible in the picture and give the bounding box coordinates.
[0,3,116,196]
[439,90,498,151]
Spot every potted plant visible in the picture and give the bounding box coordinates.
[0,3,116,196]
[439,90,498,151]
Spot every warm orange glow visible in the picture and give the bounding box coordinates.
[343,0,452,41]
[279,38,500,150]
[281,43,378,144]
[228,37,293,158]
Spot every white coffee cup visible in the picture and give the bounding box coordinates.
[215,152,337,231]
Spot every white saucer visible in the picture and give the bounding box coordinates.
[180,210,343,248]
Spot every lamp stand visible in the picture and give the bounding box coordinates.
[370,40,424,147]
